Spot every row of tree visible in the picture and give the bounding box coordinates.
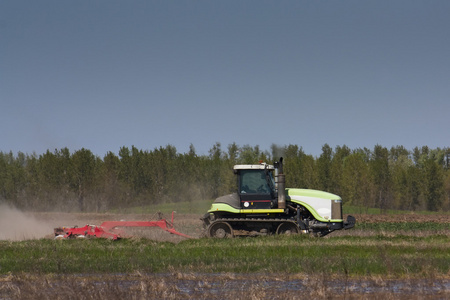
[0,143,449,212]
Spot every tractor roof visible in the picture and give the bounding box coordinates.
[233,163,274,170]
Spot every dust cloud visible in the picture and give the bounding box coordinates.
[0,203,53,241]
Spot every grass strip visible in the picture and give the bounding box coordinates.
[0,235,448,278]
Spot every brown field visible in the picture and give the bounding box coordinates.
[30,211,450,242]
[353,213,450,224]
[35,211,204,242]
[1,210,447,242]
[1,210,449,299]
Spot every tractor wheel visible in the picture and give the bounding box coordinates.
[208,222,234,238]
[276,222,299,235]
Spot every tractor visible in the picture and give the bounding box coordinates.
[202,158,355,237]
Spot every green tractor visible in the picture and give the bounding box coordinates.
[202,158,355,237]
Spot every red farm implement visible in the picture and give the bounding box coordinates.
[54,212,192,240]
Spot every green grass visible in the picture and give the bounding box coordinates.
[1,235,448,278]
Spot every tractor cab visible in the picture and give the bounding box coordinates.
[234,163,277,209]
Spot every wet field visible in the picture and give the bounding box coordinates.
[1,273,449,299]
[1,211,448,299]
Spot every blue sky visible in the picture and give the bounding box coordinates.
[1,1,449,158]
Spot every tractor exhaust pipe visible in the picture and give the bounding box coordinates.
[277,157,286,209]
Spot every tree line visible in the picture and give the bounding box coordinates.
[0,143,449,212]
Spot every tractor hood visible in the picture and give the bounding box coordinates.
[286,188,343,222]
[286,188,341,200]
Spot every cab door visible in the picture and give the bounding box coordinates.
[238,169,275,209]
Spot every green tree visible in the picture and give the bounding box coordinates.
[207,142,224,198]
[444,169,450,210]
[406,165,423,210]
[329,145,351,196]
[23,153,40,209]
[1,143,448,213]
[188,143,197,157]
[341,152,372,208]
[101,151,122,210]
[36,148,72,210]
[118,146,132,186]
[389,145,410,162]
[389,147,413,209]
[0,152,26,204]
[370,145,391,211]
[317,144,333,191]
[300,154,319,189]
[238,144,260,164]
[71,148,97,211]
[283,145,302,188]
[423,157,445,211]
[227,143,239,164]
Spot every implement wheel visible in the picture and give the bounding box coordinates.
[208,222,234,238]
[276,222,299,235]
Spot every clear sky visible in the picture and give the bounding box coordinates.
[1,1,449,158]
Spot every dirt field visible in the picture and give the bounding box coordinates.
[38,211,203,241]
[1,211,449,299]
[352,213,450,224]
[1,203,448,242]
[16,211,448,242]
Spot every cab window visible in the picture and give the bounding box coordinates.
[240,170,271,194]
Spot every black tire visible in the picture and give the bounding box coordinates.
[207,222,234,238]
[276,222,299,235]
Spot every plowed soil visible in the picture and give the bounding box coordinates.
[350,213,450,224]
[2,210,448,299]
[19,211,448,242]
